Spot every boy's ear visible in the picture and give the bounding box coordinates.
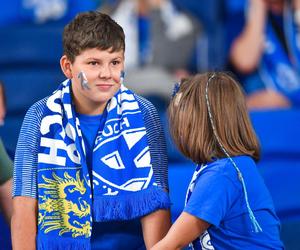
[60,55,73,79]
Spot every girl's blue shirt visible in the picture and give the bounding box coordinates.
[184,155,284,249]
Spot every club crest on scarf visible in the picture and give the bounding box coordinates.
[92,86,153,196]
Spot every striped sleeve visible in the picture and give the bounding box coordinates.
[13,98,48,198]
[136,95,169,190]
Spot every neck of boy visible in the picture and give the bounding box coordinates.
[73,96,106,115]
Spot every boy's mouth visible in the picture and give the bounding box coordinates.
[95,84,114,91]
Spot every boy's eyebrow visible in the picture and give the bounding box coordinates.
[86,57,101,61]
[85,56,123,61]
[106,57,124,62]
[110,56,123,60]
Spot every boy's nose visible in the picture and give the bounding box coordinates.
[99,66,111,79]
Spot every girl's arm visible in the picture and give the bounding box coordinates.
[141,208,171,249]
[11,196,38,250]
[151,211,210,250]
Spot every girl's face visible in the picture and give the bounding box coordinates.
[61,47,125,115]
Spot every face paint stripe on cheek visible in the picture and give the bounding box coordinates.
[120,70,125,85]
[78,71,90,90]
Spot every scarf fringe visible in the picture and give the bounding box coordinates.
[37,236,90,250]
[93,186,171,221]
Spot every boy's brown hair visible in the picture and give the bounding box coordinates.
[63,11,125,63]
[168,72,260,164]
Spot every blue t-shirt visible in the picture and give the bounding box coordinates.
[77,112,106,178]
[184,156,284,250]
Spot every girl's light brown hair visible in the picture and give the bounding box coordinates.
[168,72,260,164]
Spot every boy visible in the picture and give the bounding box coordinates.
[12,11,171,250]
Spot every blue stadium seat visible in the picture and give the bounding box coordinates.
[0,23,63,65]
[0,23,65,152]
[250,109,300,250]
[169,162,195,222]
[250,109,300,158]
[0,213,11,250]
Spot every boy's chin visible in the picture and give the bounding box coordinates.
[91,93,117,104]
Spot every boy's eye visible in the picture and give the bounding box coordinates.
[88,61,98,66]
[112,60,120,66]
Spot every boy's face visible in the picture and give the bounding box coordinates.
[61,48,125,114]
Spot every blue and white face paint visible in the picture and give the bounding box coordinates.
[120,70,125,85]
[78,71,90,90]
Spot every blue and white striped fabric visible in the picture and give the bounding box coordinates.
[185,164,215,250]
[13,80,170,250]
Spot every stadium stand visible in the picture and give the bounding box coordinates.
[1,21,300,250]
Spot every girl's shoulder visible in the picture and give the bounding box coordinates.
[204,155,257,183]
[208,155,255,170]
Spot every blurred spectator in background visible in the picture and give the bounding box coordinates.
[0,83,6,126]
[226,0,300,109]
[0,82,13,224]
[0,0,101,26]
[172,0,226,72]
[0,139,13,224]
[0,136,13,249]
[99,0,201,100]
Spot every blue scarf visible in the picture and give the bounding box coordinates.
[185,164,215,250]
[36,79,170,249]
[258,4,300,105]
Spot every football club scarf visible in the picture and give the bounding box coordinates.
[185,164,215,250]
[36,79,170,249]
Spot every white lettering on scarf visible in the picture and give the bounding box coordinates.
[38,88,81,165]
[40,114,62,135]
[46,89,62,113]
[38,138,80,165]
[102,117,130,137]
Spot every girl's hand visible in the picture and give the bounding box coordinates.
[150,212,210,250]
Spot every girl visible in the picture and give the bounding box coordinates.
[151,72,284,249]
